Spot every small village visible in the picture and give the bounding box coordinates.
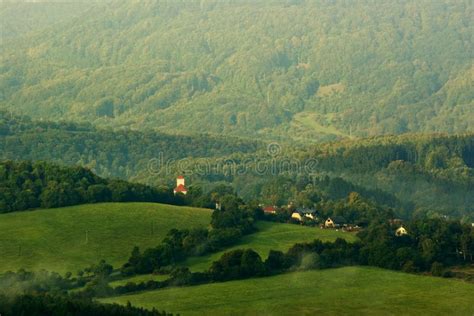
[261,204,408,236]
[173,175,408,236]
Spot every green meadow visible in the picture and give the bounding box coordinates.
[0,203,211,273]
[0,202,353,275]
[101,266,474,316]
[184,221,357,271]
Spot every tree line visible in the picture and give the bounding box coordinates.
[0,293,171,316]
[113,217,474,295]
[0,160,181,213]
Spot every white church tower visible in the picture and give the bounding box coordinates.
[173,175,188,195]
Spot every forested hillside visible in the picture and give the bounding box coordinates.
[0,111,262,179]
[0,1,95,40]
[2,113,473,218]
[1,0,472,142]
[0,160,180,213]
[306,134,474,218]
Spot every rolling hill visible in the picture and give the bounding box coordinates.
[0,202,212,273]
[100,266,474,315]
[0,202,354,274]
[1,0,472,142]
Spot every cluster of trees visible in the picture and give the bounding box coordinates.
[172,218,474,286]
[2,1,472,140]
[1,261,118,299]
[82,241,357,297]
[264,218,474,276]
[358,218,474,273]
[75,239,358,298]
[0,160,180,213]
[265,191,395,227]
[208,249,266,281]
[0,269,75,297]
[181,215,473,284]
[0,294,171,316]
[316,192,394,226]
[257,175,402,213]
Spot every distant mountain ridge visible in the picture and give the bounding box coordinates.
[1,0,473,142]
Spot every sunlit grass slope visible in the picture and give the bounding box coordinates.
[0,203,211,273]
[185,221,357,271]
[101,267,474,315]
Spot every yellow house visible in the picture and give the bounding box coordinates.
[291,212,303,221]
[395,226,408,236]
[325,218,335,228]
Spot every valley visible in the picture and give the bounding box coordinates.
[1,1,473,314]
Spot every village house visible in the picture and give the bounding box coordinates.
[173,175,188,195]
[395,226,408,237]
[324,217,335,228]
[324,216,346,228]
[263,205,277,214]
[291,208,318,221]
[291,211,303,221]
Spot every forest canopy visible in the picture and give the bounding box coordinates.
[1,0,472,142]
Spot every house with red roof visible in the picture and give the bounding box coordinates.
[173,175,188,195]
[262,205,277,214]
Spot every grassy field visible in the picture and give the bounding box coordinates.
[0,203,211,273]
[184,221,356,271]
[101,266,474,315]
[289,111,352,142]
